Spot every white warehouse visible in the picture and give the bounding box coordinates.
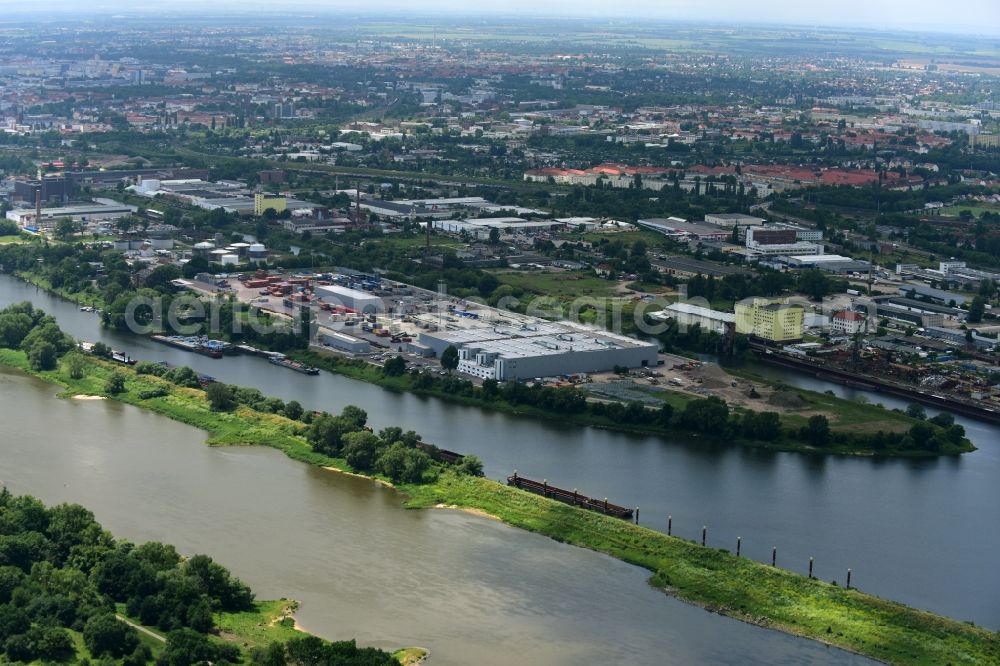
[418,320,659,381]
[314,285,383,313]
[651,302,734,335]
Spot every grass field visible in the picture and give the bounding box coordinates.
[496,269,624,301]
[935,204,1000,218]
[0,234,32,244]
[2,350,997,665]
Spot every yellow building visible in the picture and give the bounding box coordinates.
[735,297,804,342]
[254,192,286,216]
[971,133,1000,150]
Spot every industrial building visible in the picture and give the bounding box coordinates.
[832,310,867,336]
[319,329,371,354]
[254,193,287,216]
[923,326,996,351]
[704,213,764,228]
[875,303,944,328]
[13,176,73,204]
[651,255,750,278]
[417,319,659,381]
[895,285,967,307]
[636,218,730,242]
[651,302,734,335]
[314,285,383,313]
[735,298,804,342]
[746,240,824,258]
[5,201,137,230]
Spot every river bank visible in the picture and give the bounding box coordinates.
[291,348,975,458]
[10,270,973,457]
[1,348,996,666]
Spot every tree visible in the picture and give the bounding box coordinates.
[306,414,354,455]
[159,628,240,666]
[679,397,729,434]
[797,269,831,301]
[440,345,459,373]
[906,403,926,420]
[929,412,955,428]
[0,313,33,348]
[55,219,79,240]
[206,383,235,412]
[376,443,431,483]
[488,227,501,244]
[383,355,407,376]
[283,400,304,420]
[339,405,367,429]
[341,431,382,471]
[105,372,126,395]
[802,415,831,447]
[457,454,484,477]
[967,296,986,324]
[66,353,87,380]
[83,613,139,658]
[27,339,58,371]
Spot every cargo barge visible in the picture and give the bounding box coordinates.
[150,335,228,359]
[267,354,320,375]
[507,472,634,520]
[78,342,136,365]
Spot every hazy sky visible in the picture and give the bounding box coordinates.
[12,0,1000,35]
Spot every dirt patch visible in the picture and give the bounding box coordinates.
[767,391,809,409]
[688,363,732,390]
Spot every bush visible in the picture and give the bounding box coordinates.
[206,383,235,412]
[138,387,169,400]
[134,361,167,377]
[104,372,126,395]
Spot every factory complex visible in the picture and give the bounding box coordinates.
[215,269,662,382]
[417,317,659,381]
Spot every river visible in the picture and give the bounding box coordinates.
[1,275,998,630]
[0,367,871,665]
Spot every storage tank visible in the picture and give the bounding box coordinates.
[221,253,239,266]
[248,243,268,262]
[192,241,215,258]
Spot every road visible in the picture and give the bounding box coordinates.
[115,614,166,643]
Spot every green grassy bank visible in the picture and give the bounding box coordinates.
[10,271,972,457]
[1,349,997,665]
[291,349,975,457]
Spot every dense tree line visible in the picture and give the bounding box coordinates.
[311,355,967,454]
[0,302,75,371]
[0,491,398,665]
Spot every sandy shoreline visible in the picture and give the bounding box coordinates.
[321,465,395,488]
[72,394,106,400]
[433,503,501,522]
